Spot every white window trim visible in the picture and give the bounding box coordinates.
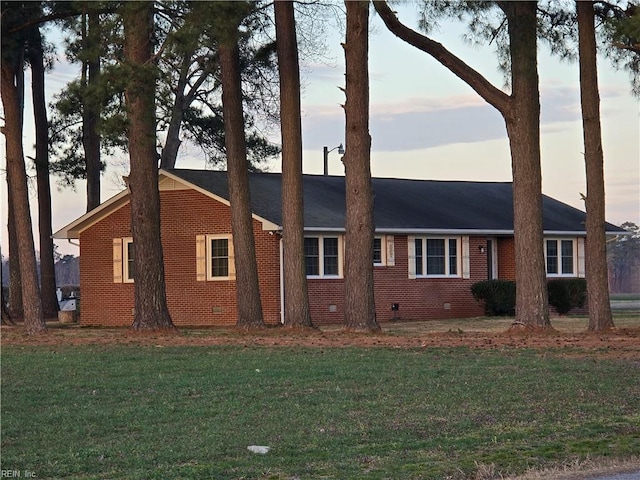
[545,237,577,277]
[410,236,462,278]
[122,237,134,283]
[374,236,386,266]
[305,235,343,279]
[206,234,235,281]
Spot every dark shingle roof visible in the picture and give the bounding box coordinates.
[166,169,624,234]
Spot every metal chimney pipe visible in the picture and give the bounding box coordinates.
[323,146,329,176]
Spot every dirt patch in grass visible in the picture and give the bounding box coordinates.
[2,317,639,360]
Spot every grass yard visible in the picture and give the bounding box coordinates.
[611,293,640,301]
[2,344,639,479]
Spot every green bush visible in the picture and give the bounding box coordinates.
[471,280,516,316]
[547,278,587,315]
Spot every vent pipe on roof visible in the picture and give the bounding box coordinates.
[323,144,344,176]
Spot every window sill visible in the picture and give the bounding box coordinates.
[414,275,461,279]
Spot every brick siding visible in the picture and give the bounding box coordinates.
[82,188,587,327]
[497,237,516,280]
[79,189,281,327]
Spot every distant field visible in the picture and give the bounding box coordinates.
[1,322,639,479]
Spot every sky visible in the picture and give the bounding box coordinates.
[1,3,639,257]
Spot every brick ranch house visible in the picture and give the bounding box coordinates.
[53,168,624,327]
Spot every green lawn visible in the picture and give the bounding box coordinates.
[611,293,640,302]
[2,345,639,479]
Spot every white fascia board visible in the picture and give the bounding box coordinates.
[545,230,626,237]
[159,169,281,231]
[303,227,346,233]
[543,231,587,236]
[305,228,625,237]
[373,228,515,236]
[302,228,518,235]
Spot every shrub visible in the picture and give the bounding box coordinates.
[547,278,586,315]
[471,280,516,316]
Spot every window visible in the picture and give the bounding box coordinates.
[546,239,575,276]
[373,236,394,266]
[304,238,320,276]
[415,238,423,275]
[304,236,342,278]
[210,237,230,278]
[207,235,234,280]
[413,237,460,277]
[124,238,134,282]
[323,237,339,275]
[373,237,383,265]
[196,234,235,281]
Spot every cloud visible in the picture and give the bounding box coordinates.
[370,105,505,151]
[302,85,628,152]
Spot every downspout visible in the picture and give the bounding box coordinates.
[279,236,285,324]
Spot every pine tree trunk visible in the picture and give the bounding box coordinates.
[84,11,102,212]
[159,108,183,169]
[122,1,174,331]
[502,1,550,329]
[7,175,23,319]
[30,30,59,319]
[1,56,46,334]
[275,0,313,328]
[343,1,379,332]
[577,0,614,332]
[219,41,265,328]
[160,53,190,170]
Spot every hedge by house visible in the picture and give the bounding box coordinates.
[471,280,516,316]
[471,279,587,316]
[547,278,587,315]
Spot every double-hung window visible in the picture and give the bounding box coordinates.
[373,237,383,265]
[196,234,235,281]
[545,239,575,276]
[123,238,135,282]
[373,236,395,266]
[209,237,230,278]
[413,237,460,277]
[304,236,342,278]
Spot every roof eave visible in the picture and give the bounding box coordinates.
[52,188,131,240]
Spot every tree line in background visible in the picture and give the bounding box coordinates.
[1,1,638,334]
[1,252,79,291]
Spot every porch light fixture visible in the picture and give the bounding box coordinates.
[323,143,344,176]
[479,245,486,253]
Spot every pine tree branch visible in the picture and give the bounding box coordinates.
[372,0,512,115]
